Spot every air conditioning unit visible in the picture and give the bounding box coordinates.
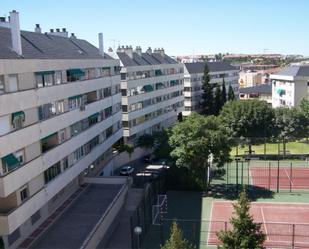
[80,105,85,111]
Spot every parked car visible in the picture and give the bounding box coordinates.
[120,166,134,176]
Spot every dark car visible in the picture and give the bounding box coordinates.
[120,166,134,176]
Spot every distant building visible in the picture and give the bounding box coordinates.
[239,84,272,104]
[270,65,309,108]
[111,46,184,143]
[183,62,239,116]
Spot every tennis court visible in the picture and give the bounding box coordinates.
[250,166,309,190]
[208,201,309,248]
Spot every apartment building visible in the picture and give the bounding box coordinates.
[239,84,272,104]
[271,65,309,108]
[111,46,184,142]
[183,62,239,116]
[0,11,122,249]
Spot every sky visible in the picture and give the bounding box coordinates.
[1,0,309,56]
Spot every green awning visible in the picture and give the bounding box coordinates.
[42,132,57,141]
[142,85,154,92]
[2,154,20,170]
[12,111,25,123]
[170,80,177,86]
[88,112,99,120]
[35,71,55,76]
[277,89,285,95]
[69,95,82,100]
[156,82,165,89]
[155,70,162,76]
[67,69,85,77]
[102,67,111,70]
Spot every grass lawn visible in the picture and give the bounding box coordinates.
[231,140,309,156]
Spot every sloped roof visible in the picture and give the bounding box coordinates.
[184,62,237,74]
[239,84,272,94]
[277,65,309,77]
[0,27,112,59]
[116,51,178,67]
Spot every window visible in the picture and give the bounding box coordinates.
[103,87,112,98]
[35,71,54,88]
[66,69,85,82]
[12,111,25,129]
[56,100,65,114]
[58,129,66,143]
[0,75,4,94]
[121,73,126,80]
[7,74,18,92]
[54,71,62,85]
[106,126,113,138]
[121,89,127,96]
[102,67,111,77]
[104,106,112,118]
[69,95,82,110]
[70,122,82,137]
[38,103,57,120]
[20,187,28,202]
[62,157,69,171]
[122,105,128,112]
[44,162,61,184]
[7,228,20,246]
[15,150,24,165]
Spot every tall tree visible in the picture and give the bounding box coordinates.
[161,221,195,249]
[169,113,231,190]
[214,85,223,115]
[300,98,309,121]
[220,100,274,154]
[221,78,227,104]
[201,63,214,115]
[228,84,235,101]
[274,107,308,154]
[217,191,266,249]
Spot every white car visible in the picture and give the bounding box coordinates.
[120,166,134,176]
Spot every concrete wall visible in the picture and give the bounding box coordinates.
[81,183,128,249]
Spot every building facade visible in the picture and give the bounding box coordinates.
[0,11,122,249]
[271,65,309,108]
[183,62,239,116]
[239,84,272,104]
[111,46,184,143]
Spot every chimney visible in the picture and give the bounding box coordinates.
[9,10,22,56]
[50,29,54,33]
[124,45,133,58]
[146,47,152,54]
[35,24,41,33]
[56,28,60,32]
[108,47,113,52]
[98,33,104,57]
[48,28,68,37]
[135,46,142,56]
[70,33,76,38]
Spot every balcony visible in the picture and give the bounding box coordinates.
[41,133,59,153]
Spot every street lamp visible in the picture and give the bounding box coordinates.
[134,226,142,249]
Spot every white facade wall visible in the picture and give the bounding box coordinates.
[0,58,123,249]
[183,69,239,116]
[121,62,184,142]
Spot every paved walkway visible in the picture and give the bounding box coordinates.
[99,188,144,249]
[19,184,89,249]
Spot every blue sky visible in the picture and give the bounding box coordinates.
[1,0,309,56]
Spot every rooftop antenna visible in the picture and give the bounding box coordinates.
[109,39,120,51]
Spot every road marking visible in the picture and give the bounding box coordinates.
[207,202,214,246]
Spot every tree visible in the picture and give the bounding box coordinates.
[169,113,231,190]
[118,143,135,157]
[161,221,195,249]
[217,191,266,249]
[201,63,214,115]
[137,134,154,149]
[228,84,235,101]
[220,100,274,154]
[300,98,309,120]
[274,107,308,154]
[221,78,227,104]
[214,85,223,115]
[153,130,172,159]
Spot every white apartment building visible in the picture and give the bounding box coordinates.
[0,11,122,249]
[111,46,184,142]
[183,62,239,116]
[271,65,309,108]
